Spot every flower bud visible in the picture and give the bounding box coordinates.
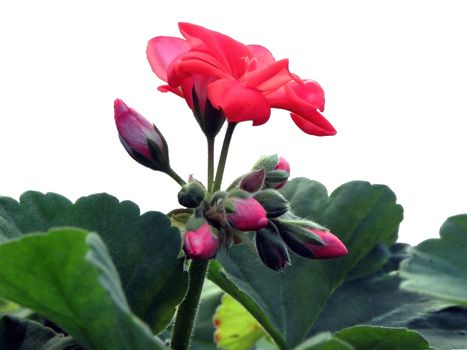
[253,154,279,172]
[239,169,266,193]
[305,229,348,259]
[192,90,226,138]
[254,190,289,218]
[178,177,207,208]
[275,219,347,259]
[251,154,290,189]
[228,197,268,231]
[255,226,290,271]
[274,157,291,189]
[183,223,219,260]
[114,99,170,172]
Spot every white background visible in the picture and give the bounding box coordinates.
[1,1,466,245]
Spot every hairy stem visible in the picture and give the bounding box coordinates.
[207,136,215,193]
[166,168,186,186]
[213,122,237,192]
[170,260,210,350]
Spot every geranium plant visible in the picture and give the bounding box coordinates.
[0,23,466,350]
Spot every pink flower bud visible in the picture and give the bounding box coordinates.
[114,99,169,171]
[274,156,291,189]
[184,223,219,260]
[228,197,268,231]
[305,229,348,259]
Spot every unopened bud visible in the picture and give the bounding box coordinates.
[274,156,291,189]
[254,190,289,218]
[265,170,290,189]
[239,169,266,192]
[192,90,226,138]
[253,154,279,172]
[255,226,290,271]
[276,221,324,258]
[304,229,348,259]
[278,220,347,259]
[228,197,268,231]
[183,223,219,260]
[114,99,170,172]
[178,177,206,208]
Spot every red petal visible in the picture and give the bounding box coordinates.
[167,51,228,87]
[178,22,253,79]
[208,79,270,125]
[146,36,189,82]
[179,74,213,110]
[247,44,276,68]
[242,59,292,93]
[157,84,183,97]
[291,112,336,136]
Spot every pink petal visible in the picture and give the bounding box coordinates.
[268,80,325,111]
[242,59,292,93]
[208,79,271,125]
[146,36,190,82]
[179,74,213,110]
[157,84,183,97]
[178,22,254,79]
[291,111,336,136]
[167,51,228,87]
[247,44,276,68]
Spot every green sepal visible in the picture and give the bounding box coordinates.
[274,219,325,246]
[227,188,250,199]
[265,170,290,187]
[185,217,207,232]
[253,154,279,172]
[254,189,290,218]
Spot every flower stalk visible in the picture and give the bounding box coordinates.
[213,122,237,192]
[170,260,210,350]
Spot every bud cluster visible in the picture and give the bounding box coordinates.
[175,155,348,270]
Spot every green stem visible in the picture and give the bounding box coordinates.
[166,168,186,187]
[213,122,237,192]
[207,136,215,193]
[170,123,237,349]
[170,260,210,350]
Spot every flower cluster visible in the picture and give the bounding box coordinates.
[114,23,346,272]
[147,23,336,137]
[178,155,347,271]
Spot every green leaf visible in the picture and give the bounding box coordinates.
[334,326,430,350]
[210,179,403,348]
[309,243,466,349]
[0,315,78,350]
[0,228,168,350]
[400,214,467,306]
[294,333,353,350]
[213,294,270,350]
[310,244,449,333]
[408,306,467,349]
[208,260,287,349]
[0,191,188,333]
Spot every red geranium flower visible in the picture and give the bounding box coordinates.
[146,23,336,136]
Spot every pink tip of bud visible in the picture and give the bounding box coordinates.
[114,98,164,160]
[228,197,268,231]
[275,156,291,189]
[114,98,130,116]
[305,229,348,259]
[184,223,219,260]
